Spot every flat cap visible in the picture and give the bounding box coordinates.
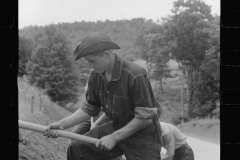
[73,32,120,61]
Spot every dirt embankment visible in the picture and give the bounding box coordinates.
[19,78,73,160]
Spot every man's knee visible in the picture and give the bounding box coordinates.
[72,121,91,135]
[68,140,88,158]
[67,141,86,160]
[69,140,85,150]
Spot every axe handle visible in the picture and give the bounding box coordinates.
[19,120,98,144]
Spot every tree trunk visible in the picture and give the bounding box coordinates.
[31,96,34,113]
[181,76,184,124]
[159,78,164,93]
[39,92,42,111]
[146,61,151,82]
[188,87,195,117]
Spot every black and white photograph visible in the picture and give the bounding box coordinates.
[18,0,220,159]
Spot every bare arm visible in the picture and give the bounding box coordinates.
[112,117,152,141]
[44,108,91,138]
[58,108,91,130]
[96,117,152,150]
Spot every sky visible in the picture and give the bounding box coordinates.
[19,0,220,29]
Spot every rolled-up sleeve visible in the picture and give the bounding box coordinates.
[134,107,158,119]
[81,100,101,116]
[131,76,158,119]
[81,74,101,116]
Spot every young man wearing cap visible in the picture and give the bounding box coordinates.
[160,122,194,160]
[43,32,162,160]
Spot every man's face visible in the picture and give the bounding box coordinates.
[83,52,109,74]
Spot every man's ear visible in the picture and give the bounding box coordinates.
[104,50,112,56]
[96,52,104,57]
[103,51,109,57]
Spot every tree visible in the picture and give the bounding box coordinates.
[135,25,171,83]
[163,0,215,117]
[135,33,154,80]
[20,18,159,62]
[150,27,171,92]
[152,59,171,93]
[135,29,159,80]
[27,25,81,106]
[18,36,34,77]
[191,15,220,117]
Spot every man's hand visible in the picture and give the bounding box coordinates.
[95,134,118,151]
[43,122,64,139]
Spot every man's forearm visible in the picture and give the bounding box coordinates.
[111,117,152,142]
[58,108,91,130]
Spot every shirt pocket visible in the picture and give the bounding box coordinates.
[113,95,131,127]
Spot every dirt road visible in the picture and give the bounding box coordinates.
[161,136,220,160]
[188,136,220,160]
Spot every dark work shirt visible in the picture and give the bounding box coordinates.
[81,53,163,149]
[81,53,162,130]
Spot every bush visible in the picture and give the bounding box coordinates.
[123,54,135,61]
[170,112,190,125]
[211,105,220,119]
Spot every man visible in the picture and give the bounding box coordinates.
[160,122,194,160]
[43,32,162,160]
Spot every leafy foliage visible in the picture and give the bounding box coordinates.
[19,12,219,118]
[20,18,156,59]
[135,25,170,82]
[191,15,220,117]
[162,0,218,117]
[27,25,80,106]
[18,36,34,77]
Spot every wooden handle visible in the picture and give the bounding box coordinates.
[18,120,98,144]
[91,117,94,126]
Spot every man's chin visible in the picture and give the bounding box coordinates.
[94,69,106,75]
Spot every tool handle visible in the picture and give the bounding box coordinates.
[19,120,98,144]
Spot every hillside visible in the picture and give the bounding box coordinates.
[19,18,158,59]
[19,77,73,160]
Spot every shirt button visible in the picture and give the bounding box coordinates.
[107,91,109,94]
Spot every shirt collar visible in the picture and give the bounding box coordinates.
[110,53,123,81]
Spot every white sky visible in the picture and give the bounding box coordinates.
[19,0,220,29]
